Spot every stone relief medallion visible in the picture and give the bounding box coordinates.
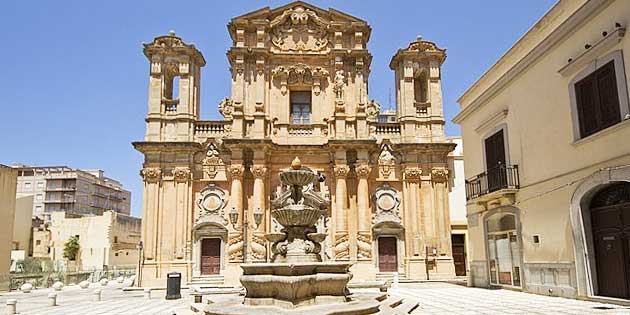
[196,184,228,226]
[373,183,401,225]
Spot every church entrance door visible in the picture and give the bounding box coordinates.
[201,238,221,275]
[378,237,398,272]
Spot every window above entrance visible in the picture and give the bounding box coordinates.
[290,91,311,124]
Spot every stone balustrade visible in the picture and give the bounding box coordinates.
[195,121,230,138]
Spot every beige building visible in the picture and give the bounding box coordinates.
[454,0,630,300]
[12,195,34,256]
[48,211,141,270]
[134,1,459,287]
[0,165,18,288]
[447,137,468,277]
[14,165,131,221]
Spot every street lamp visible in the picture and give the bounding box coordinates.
[228,207,264,263]
[136,241,144,287]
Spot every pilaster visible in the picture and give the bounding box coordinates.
[333,164,350,260]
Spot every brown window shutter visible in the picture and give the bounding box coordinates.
[596,61,621,128]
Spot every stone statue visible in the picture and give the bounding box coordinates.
[333,70,345,101]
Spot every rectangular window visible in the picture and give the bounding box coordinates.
[575,60,621,138]
[36,194,43,201]
[290,91,311,124]
[36,182,44,189]
[24,182,32,190]
[484,129,507,193]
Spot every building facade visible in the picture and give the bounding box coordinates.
[48,211,141,271]
[447,136,468,277]
[0,165,17,289]
[134,1,457,286]
[454,0,630,300]
[14,165,131,221]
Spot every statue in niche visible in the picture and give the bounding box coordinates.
[333,70,345,101]
[366,100,381,120]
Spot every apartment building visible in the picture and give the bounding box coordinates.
[14,165,131,221]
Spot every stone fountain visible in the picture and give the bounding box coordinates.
[199,158,397,315]
[240,157,352,308]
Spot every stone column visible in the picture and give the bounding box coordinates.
[355,161,372,260]
[403,167,422,255]
[431,167,451,255]
[227,164,245,262]
[333,164,350,260]
[140,167,161,260]
[172,167,192,259]
[250,165,268,261]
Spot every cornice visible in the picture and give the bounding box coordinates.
[453,0,611,124]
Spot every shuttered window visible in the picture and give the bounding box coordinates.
[485,129,507,192]
[575,60,621,138]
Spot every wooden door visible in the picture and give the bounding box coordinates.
[378,237,397,272]
[590,182,630,299]
[452,234,467,276]
[484,130,507,192]
[201,238,221,275]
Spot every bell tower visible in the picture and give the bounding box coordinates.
[143,31,206,142]
[390,36,446,143]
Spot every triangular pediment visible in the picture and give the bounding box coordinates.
[231,1,367,25]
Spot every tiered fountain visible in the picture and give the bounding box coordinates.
[200,157,383,315]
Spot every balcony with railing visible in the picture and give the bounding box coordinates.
[195,120,230,140]
[465,164,520,201]
[373,123,401,137]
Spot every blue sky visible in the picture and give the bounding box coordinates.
[0,0,556,217]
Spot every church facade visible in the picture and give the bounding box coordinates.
[134,1,457,287]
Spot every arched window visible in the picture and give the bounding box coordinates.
[486,212,521,287]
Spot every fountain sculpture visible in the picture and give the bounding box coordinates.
[240,157,352,307]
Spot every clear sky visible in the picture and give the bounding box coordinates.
[0,0,556,217]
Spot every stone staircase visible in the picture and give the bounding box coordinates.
[376,272,408,283]
[188,275,225,287]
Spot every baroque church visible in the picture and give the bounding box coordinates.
[134,1,457,286]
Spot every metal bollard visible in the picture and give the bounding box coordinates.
[93,289,102,302]
[392,271,399,289]
[6,299,16,315]
[144,288,151,299]
[48,292,58,306]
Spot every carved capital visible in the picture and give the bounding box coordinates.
[355,163,371,179]
[333,165,350,178]
[172,167,191,182]
[251,165,268,179]
[403,167,422,182]
[140,167,161,183]
[431,167,449,182]
[228,165,245,179]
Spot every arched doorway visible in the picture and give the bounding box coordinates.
[485,209,522,287]
[589,182,630,299]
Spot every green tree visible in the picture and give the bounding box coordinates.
[63,236,80,261]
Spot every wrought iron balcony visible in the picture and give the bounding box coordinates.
[465,164,520,201]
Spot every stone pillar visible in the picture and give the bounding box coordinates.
[250,164,268,261]
[403,166,425,279]
[228,164,245,261]
[333,164,350,260]
[140,167,162,261]
[431,167,451,255]
[172,167,191,259]
[355,161,372,260]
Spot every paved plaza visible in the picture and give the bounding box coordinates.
[1,282,629,315]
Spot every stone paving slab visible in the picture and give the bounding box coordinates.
[0,282,628,314]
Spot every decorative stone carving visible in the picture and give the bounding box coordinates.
[195,184,229,226]
[355,163,371,179]
[431,167,449,182]
[366,99,381,120]
[357,232,372,259]
[172,167,191,182]
[333,70,346,112]
[334,233,349,260]
[228,165,245,179]
[378,144,396,180]
[333,164,350,178]
[271,64,329,96]
[140,167,161,183]
[251,165,268,179]
[218,98,234,119]
[202,143,225,180]
[142,31,205,65]
[251,234,267,261]
[227,233,243,262]
[373,183,402,225]
[404,167,422,182]
[269,6,330,53]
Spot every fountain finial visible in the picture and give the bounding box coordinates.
[291,156,302,170]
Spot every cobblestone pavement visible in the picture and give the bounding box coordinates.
[1,282,629,314]
[392,282,630,315]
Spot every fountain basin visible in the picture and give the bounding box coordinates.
[240,262,352,309]
[272,205,322,227]
[280,169,317,186]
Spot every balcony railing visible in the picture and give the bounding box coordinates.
[374,123,401,136]
[195,121,229,136]
[465,164,520,201]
